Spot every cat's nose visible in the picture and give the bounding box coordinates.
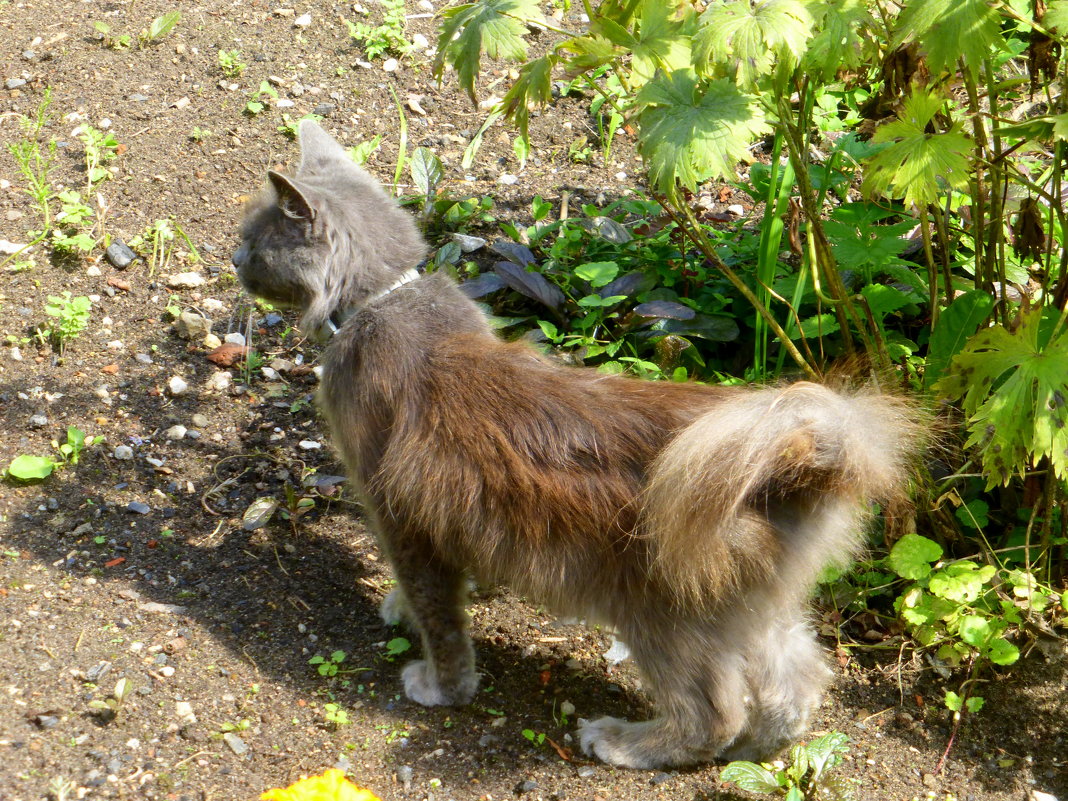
[232,243,249,269]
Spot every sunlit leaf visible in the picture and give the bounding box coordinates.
[500,54,557,140]
[892,0,1003,77]
[887,534,943,580]
[8,454,56,481]
[695,0,814,86]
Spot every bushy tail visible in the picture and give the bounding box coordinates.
[642,382,921,609]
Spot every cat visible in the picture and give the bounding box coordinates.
[233,120,920,769]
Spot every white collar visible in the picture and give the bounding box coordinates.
[323,268,420,337]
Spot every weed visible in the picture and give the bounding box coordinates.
[47,776,76,801]
[6,89,57,244]
[42,292,92,352]
[382,637,411,661]
[216,718,251,734]
[7,427,101,482]
[721,731,853,800]
[50,191,95,256]
[93,21,132,49]
[278,113,322,141]
[345,0,410,60]
[521,728,546,747]
[218,48,246,78]
[87,677,132,722]
[189,126,211,143]
[322,703,350,728]
[347,136,383,166]
[139,11,180,47]
[244,80,278,116]
[73,124,121,187]
[309,650,348,677]
[127,218,199,275]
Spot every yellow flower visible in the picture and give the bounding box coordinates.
[260,770,381,801]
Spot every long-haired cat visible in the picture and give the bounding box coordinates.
[234,120,919,769]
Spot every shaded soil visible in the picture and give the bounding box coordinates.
[0,2,1065,800]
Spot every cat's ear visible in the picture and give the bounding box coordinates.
[267,171,315,222]
[298,120,349,172]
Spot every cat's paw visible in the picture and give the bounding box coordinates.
[577,717,658,769]
[379,588,408,626]
[401,660,478,706]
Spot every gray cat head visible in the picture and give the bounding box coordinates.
[233,120,427,334]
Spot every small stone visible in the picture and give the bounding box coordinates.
[517,780,538,793]
[167,376,189,396]
[294,12,311,27]
[22,50,36,60]
[29,413,48,427]
[113,445,134,460]
[105,241,138,269]
[498,173,518,185]
[276,98,295,108]
[417,0,434,9]
[207,372,232,392]
[128,93,148,102]
[452,233,487,253]
[167,271,206,289]
[175,701,196,722]
[560,700,576,717]
[650,772,672,785]
[577,766,596,778]
[615,171,627,181]
[174,311,212,341]
[6,78,27,90]
[223,332,246,346]
[260,366,279,380]
[191,413,210,428]
[127,502,151,515]
[202,298,227,312]
[922,773,937,787]
[383,57,399,72]
[411,33,429,50]
[298,440,322,450]
[203,333,223,349]
[727,204,746,216]
[159,665,175,677]
[222,732,248,755]
[86,661,112,682]
[87,265,102,277]
[134,353,153,365]
[164,425,187,440]
[396,766,413,789]
[10,347,22,361]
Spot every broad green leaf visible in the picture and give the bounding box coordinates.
[925,289,995,388]
[720,761,781,793]
[409,147,444,199]
[806,731,849,779]
[785,787,804,801]
[634,70,768,196]
[998,113,1068,144]
[148,10,181,40]
[576,293,627,308]
[8,454,56,481]
[803,0,874,80]
[860,283,913,322]
[957,614,992,648]
[966,696,986,713]
[823,202,916,278]
[500,54,556,141]
[892,0,1003,78]
[560,34,623,74]
[695,0,814,87]
[629,0,696,86]
[986,637,1019,665]
[433,0,544,99]
[887,533,943,580]
[936,306,1068,488]
[929,562,994,603]
[1047,0,1068,34]
[863,88,971,208]
[954,498,990,529]
[944,690,963,712]
[575,261,620,288]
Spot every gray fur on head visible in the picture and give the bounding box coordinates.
[233,119,426,335]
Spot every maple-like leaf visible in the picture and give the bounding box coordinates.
[862,88,971,208]
[500,53,557,140]
[433,0,545,100]
[633,70,768,196]
[802,0,875,81]
[936,307,1068,488]
[892,0,1004,78]
[695,0,815,87]
[629,0,696,86]
[1047,0,1068,33]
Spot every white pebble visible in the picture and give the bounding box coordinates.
[411,33,429,51]
[260,366,279,380]
[167,376,189,396]
[86,265,102,277]
[727,204,746,216]
[560,700,576,717]
[208,372,232,392]
[9,347,22,361]
[164,425,187,440]
[113,445,134,460]
[383,58,399,72]
[159,665,175,677]
[166,271,206,289]
[498,174,518,185]
[298,440,322,450]
[106,340,124,350]
[223,332,246,346]
[294,12,311,27]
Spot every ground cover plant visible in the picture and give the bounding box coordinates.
[0,0,1064,800]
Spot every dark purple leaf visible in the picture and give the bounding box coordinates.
[578,216,632,244]
[494,261,566,313]
[490,240,536,266]
[633,300,696,320]
[651,313,739,342]
[459,272,507,298]
[602,271,655,298]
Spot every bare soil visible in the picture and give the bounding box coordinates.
[0,2,1065,800]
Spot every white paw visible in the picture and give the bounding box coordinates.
[577,716,654,769]
[379,587,408,626]
[401,660,478,706]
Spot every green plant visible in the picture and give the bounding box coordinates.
[521,728,545,747]
[73,124,121,187]
[50,191,96,256]
[42,292,92,352]
[127,218,200,275]
[6,89,58,256]
[53,426,101,466]
[189,126,212,143]
[721,731,853,801]
[6,427,102,482]
[323,703,350,728]
[279,113,322,141]
[87,677,132,722]
[345,0,410,60]
[309,650,348,677]
[139,10,180,47]
[245,80,278,116]
[381,637,411,661]
[347,136,383,166]
[218,48,246,78]
[93,21,132,49]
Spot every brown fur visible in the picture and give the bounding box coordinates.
[233,121,922,769]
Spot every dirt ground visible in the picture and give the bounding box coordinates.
[0,2,1065,800]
